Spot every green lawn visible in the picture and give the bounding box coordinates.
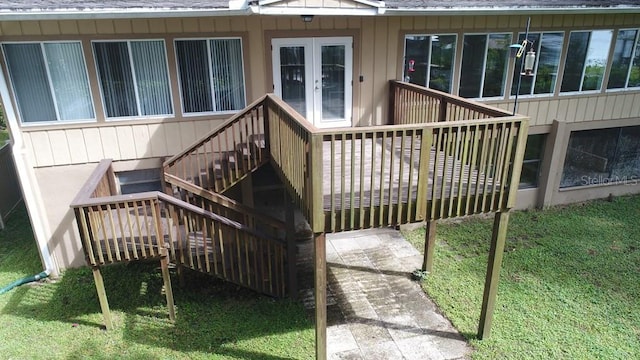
[404,195,640,359]
[0,128,8,144]
[0,206,315,359]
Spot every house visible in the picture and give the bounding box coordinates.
[1,0,639,353]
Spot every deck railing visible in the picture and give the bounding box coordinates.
[389,80,514,124]
[315,115,527,232]
[71,159,288,297]
[162,82,528,233]
[264,96,323,231]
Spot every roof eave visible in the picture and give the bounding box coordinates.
[384,6,640,16]
[0,7,253,21]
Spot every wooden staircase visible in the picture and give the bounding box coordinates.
[72,81,529,336]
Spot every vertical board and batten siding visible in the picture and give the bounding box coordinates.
[2,13,640,168]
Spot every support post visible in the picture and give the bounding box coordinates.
[422,220,437,273]
[160,250,176,322]
[478,211,510,339]
[285,191,298,299]
[314,233,327,360]
[92,266,113,330]
[241,172,255,228]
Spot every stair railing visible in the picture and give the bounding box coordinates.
[163,96,269,194]
[72,159,288,297]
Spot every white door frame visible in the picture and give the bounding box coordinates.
[272,37,353,128]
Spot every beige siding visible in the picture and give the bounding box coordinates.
[21,121,226,167]
[489,91,640,126]
[2,13,640,169]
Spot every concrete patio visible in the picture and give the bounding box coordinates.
[298,227,472,360]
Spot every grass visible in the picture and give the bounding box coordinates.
[404,195,640,359]
[0,128,8,144]
[0,206,315,359]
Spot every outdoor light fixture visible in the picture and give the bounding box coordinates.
[301,15,314,23]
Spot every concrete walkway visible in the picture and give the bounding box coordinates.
[298,228,471,360]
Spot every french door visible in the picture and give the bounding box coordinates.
[272,37,352,128]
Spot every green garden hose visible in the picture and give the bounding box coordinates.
[0,270,49,295]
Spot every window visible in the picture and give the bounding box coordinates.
[2,42,94,123]
[175,38,246,114]
[403,34,457,92]
[511,32,564,96]
[459,33,512,98]
[560,126,640,188]
[93,40,172,118]
[560,30,613,93]
[607,29,640,90]
[519,134,546,189]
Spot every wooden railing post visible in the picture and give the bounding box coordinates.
[388,81,397,124]
[263,98,271,153]
[506,118,530,209]
[438,96,447,122]
[310,134,325,233]
[415,129,432,221]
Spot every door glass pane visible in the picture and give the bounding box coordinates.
[279,46,306,116]
[321,45,345,120]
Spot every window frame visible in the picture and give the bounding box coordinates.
[510,31,565,99]
[1,40,96,126]
[560,125,640,189]
[174,37,248,117]
[518,134,547,189]
[606,28,640,92]
[402,33,458,93]
[459,32,513,100]
[560,29,614,95]
[91,39,174,121]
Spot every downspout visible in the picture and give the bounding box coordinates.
[0,64,58,278]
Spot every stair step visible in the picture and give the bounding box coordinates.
[248,133,266,149]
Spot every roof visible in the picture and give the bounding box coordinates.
[386,0,640,8]
[1,0,639,20]
[0,1,230,11]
